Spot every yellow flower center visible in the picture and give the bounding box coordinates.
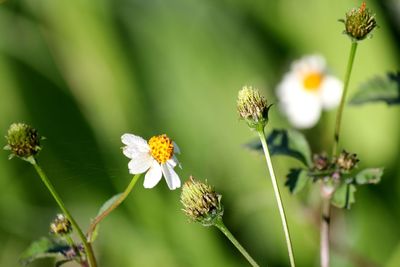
[148,134,174,164]
[303,72,324,91]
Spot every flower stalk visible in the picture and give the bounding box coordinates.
[257,129,296,267]
[32,161,97,267]
[214,218,260,267]
[87,173,142,241]
[181,177,260,267]
[332,41,358,156]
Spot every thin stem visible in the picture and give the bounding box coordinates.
[332,41,358,156]
[214,218,260,267]
[320,195,331,267]
[32,161,97,267]
[257,129,296,267]
[87,174,141,241]
[64,235,84,266]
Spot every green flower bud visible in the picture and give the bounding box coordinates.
[336,150,359,172]
[50,214,72,236]
[4,123,41,162]
[237,86,271,130]
[340,2,377,41]
[180,176,223,226]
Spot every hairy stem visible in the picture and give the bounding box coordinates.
[32,161,97,267]
[214,218,260,267]
[257,129,296,267]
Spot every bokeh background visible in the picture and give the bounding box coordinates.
[1,0,399,266]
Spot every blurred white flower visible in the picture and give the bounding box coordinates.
[121,133,181,190]
[276,55,343,129]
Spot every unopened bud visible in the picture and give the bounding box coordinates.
[4,123,41,162]
[180,176,223,226]
[237,86,271,130]
[340,2,377,41]
[336,150,359,172]
[50,214,72,236]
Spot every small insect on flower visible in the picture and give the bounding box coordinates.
[121,133,181,190]
[276,55,343,129]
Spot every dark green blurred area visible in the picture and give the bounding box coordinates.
[1,0,399,266]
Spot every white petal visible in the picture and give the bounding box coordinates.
[161,163,181,190]
[173,141,181,154]
[320,76,343,109]
[121,133,149,152]
[283,94,322,129]
[128,153,153,174]
[122,146,138,158]
[143,161,163,188]
[167,158,176,167]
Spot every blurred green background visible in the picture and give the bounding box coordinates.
[1,0,399,266]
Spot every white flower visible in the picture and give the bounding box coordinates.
[276,55,343,129]
[121,133,181,190]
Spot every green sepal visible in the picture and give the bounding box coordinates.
[331,182,356,209]
[246,128,312,167]
[19,237,70,266]
[349,72,400,105]
[355,168,383,185]
[285,168,310,194]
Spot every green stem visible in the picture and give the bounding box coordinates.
[87,174,141,241]
[32,161,97,267]
[332,41,358,156]
[320,195,331,267]
[257,129,296,267]
[214,218,260,267]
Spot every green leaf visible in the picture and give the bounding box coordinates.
[355,168,383,185]
[55,259,73,267]
[349,72,400,105]
[88,193,123,243]
[246,129,312,167]
[97,193,123,216]
[285,168,310,194]
[331,182,356,209]
[19,237,69,266]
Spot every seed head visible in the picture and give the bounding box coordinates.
[341,2,377,41]
[237,86,270,130]
[50,214,72,236]
[4,123,41,162]
[180,176,223,226]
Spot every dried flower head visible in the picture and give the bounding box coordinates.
[237,86,271,130]
[50,214,72,236]
[4,123,41,162]
[180,176,223,226]
[336,150,359,172]
[312,153,330,171]
[341,2,377,41]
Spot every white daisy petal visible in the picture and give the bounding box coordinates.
[121,134,149,152]
[320,76,343,109]
[122,146,138,158]
[161,163,181,190]
[128,153,153,174]
[167,158,177,167]
[283,94,322,129]
[143,161,163,188]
